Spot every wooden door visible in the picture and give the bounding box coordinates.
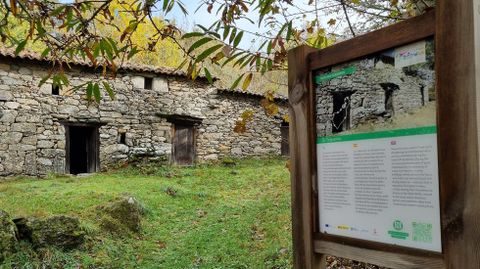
[173,124,195,165]
[86,127,100,173]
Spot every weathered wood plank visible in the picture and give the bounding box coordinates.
[288,45,324,269]
[309,10,435,71]
[436,0,480,268]
[314,240,444,269]
[172,124,195,165]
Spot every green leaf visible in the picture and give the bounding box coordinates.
[229,28,237,44]
[230,74,244,90]
[239,55,254,69]
[38,75,50,87]
[277,23,288,37]
[86,83,93,101]
[267,59,273,70]
[286,21,293,40]
[177,1,189,15]
[103,82,115,100]
[52,75,60,89]
[106,37,120,55]
[261,61,267,74]
[233,54,250,68]
[127,47,139,60]
[50,6,66,16]
[166,0,175,13]
[258,40,268,51]
[191,65,198,80]
[162,0,170,11]
[101,39,114,60]
[221,52,244,67]
[195,44,223,63]
[204,68,213,84]
[176,58,189,71]
[15,40,27,55]
[120,22,138,42]
[211,51,225,63]
[40,47,51,58]
[196,24,210,32]
[188,37,213,53]
[35,20,46,37]
[182,32,204,39]
[187,62,197,79]
[242,73,253,90]
[222,26,230,41]
[93,83,101,102]
[93,43,101,58]
[57,73,69,86]
[233,31,243,48]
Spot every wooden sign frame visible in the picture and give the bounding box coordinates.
[288,2,480,268]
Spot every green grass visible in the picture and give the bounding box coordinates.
[0,158,292,269]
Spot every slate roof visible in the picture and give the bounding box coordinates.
[0,48,199,78]
[217,88,288,101]
[0,48,288,100]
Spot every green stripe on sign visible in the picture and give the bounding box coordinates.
[388,230,409,240]
[315,66,356,83]
[317,126,437,144]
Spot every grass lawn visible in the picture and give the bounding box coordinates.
[0,158,292,269]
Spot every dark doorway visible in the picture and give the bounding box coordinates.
[66,125,100,174]
[280,122,289,156]
[380,83,399,116]
[384,89,394,115]
[172,124,195,165]
[332,92,352,133]
[420,84,426,106]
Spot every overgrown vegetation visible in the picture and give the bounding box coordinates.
[0,158,292,268]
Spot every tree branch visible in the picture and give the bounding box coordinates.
[341,0,355,37]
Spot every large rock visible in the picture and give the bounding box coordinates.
[58,105,79,115]
[0,90,13,101]
[14,215,85,249]
[97,196,145,234]
[104,144,129,155]
[0,210,18,261]
[11,123,36,134]
[0,132,23,144]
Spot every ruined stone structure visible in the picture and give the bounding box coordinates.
[0,51,288,177]
[315,50,435,136]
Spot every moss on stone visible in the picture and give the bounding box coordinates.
[0,209,18,262]
[96,196,145,234]
[15,215,85,250]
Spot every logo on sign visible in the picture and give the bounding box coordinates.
[393,220,404,231]
[388,219,409,240]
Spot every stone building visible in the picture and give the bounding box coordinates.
[0,50,289,177]
[315,45,435,136]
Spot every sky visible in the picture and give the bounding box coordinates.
[165,0,266,50]
[162,0,344,51]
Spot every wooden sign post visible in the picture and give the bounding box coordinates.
[288,1,480,268]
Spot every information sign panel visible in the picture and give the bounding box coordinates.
[314,38,442,252]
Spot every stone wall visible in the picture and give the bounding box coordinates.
[315,55,434,136]
[0,58,287,177]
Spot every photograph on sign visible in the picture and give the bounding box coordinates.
[314,37,442,252]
